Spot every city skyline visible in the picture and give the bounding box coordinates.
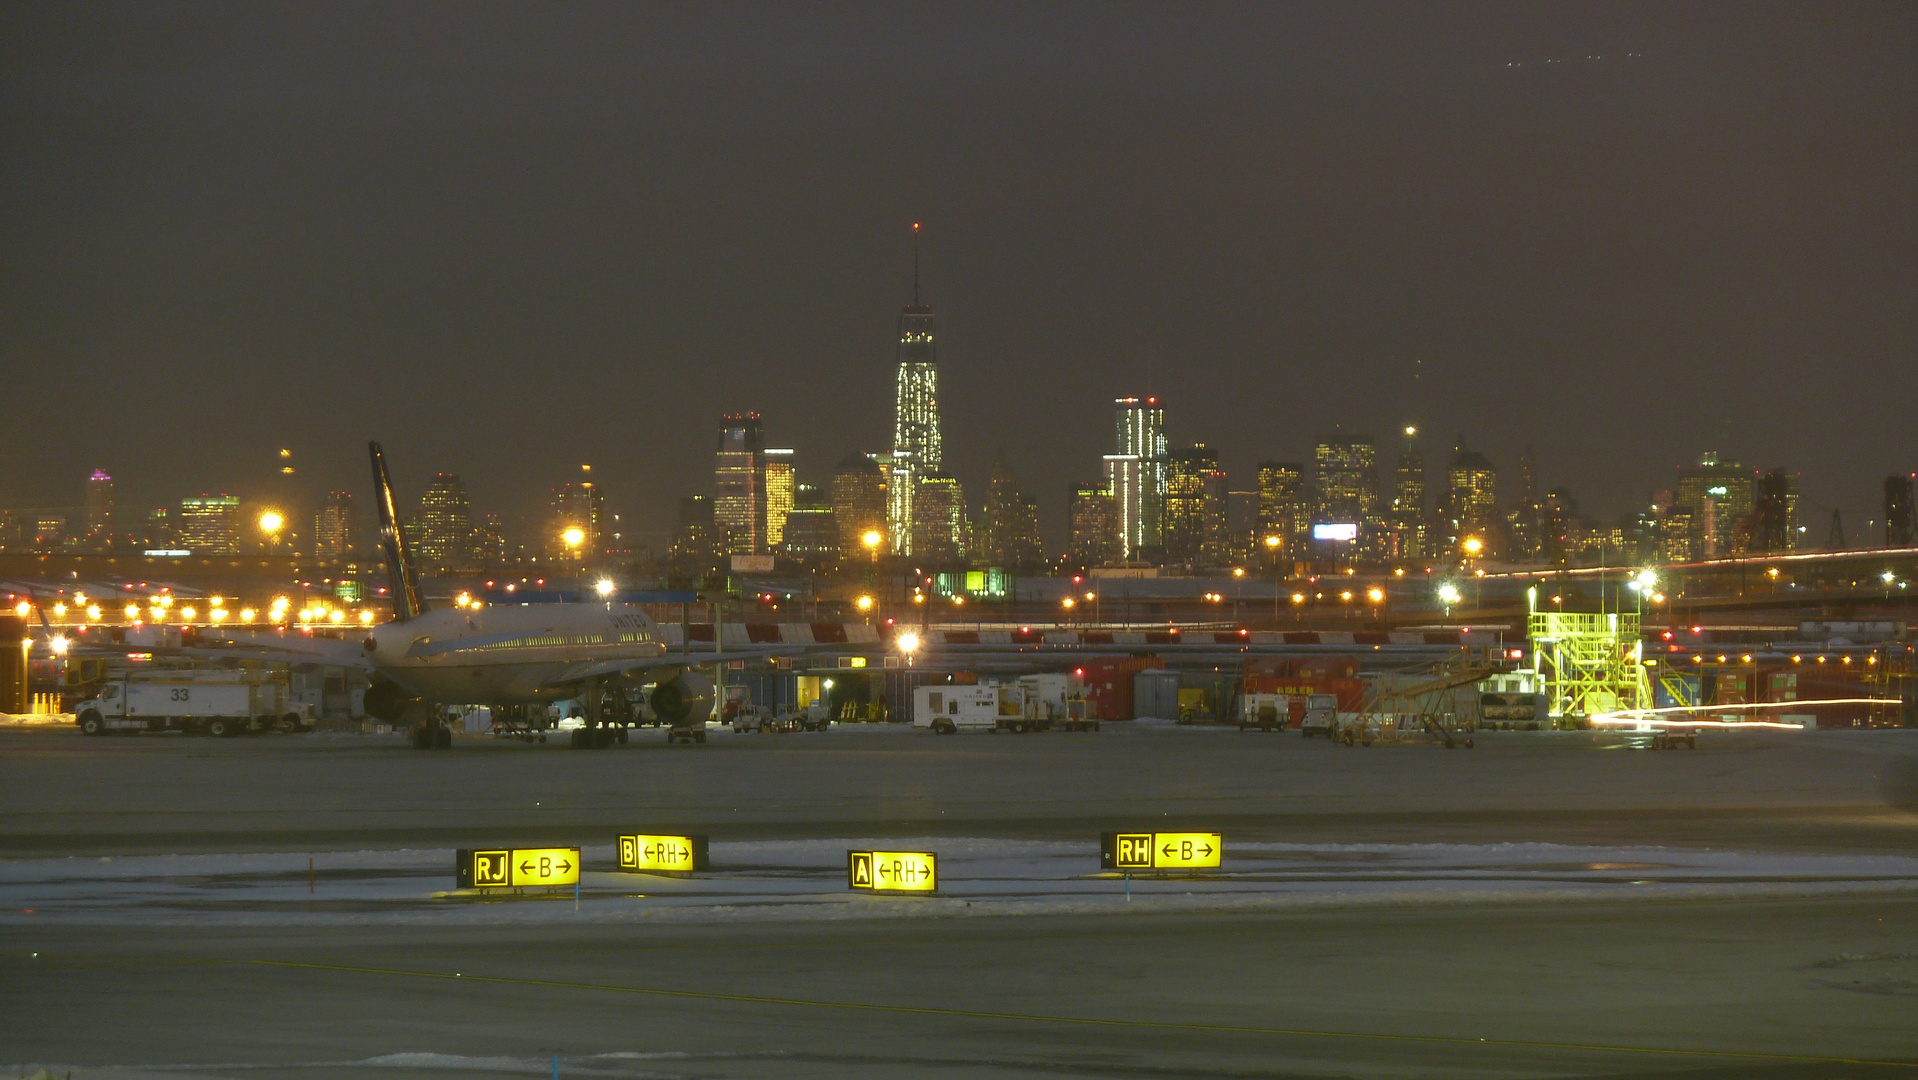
[2,6,1912,549]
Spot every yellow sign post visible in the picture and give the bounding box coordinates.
[1100,831,1222,871]
[456,847,581,889]
[618,834,710,873]
[847,850,937,892]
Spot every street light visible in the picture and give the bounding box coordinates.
[562,527,586,551]
[1264,535,1283,623]
[595,578,617,599]
[1438,583,1462,615]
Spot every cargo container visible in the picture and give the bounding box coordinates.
[1072,656,1162,720]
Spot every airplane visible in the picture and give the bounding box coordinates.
[359,441,719,750]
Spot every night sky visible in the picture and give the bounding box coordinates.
[3,3,1913,548]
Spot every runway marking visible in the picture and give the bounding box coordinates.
[235,959,1917,1068]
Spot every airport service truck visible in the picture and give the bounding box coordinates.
[74,670,313,737]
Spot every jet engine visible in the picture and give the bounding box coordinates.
[362,676,420,723]
[649,670,714,726]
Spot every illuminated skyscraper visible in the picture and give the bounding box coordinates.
[551,465,605,560]
[764,449,795,547]
[830,452,888,558]
[889,229,941,556]
[1313,437,1377,526]
[1673,452,1755,558]
[1164,444,1226,567]
[1111,397,1167,557]
[910,473,965,564]
[1256,461,1306,559]
[715,414,767,555]
[84,469,114,544]
[179,495,240,554]
[1070,482,1117,567]
[314,491,358,565]
[417,473,475,573]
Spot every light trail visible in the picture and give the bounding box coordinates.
[1592,698,1899,728]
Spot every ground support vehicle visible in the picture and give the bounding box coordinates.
[1335,711,1476,749]
[1298,694,1340,738]
[666,724,709,744]
[74,670,312,737]
[486,704,552,743]
[1053,698,1099,732]
[1238,693,1290,732]
[913,683,1060,734]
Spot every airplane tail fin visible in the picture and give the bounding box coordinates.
[369,441,427,622]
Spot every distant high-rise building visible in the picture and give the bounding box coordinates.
[314,491,358,565]
[1164,445,1226,566]
[1446,442,1498,553]
[715,414,767,555]
[84,469,114,545]
[1103,454,1143,562]
[179,495,240,554]
[973,450,1043,570]
[1674,453,1755,559]
[551,466,605,559]
[1112,397,1168,556]
[1313,437,1377,528]
[416,473,475,573]
[889,229,942,555]
[476,513,510,567]
[910,473,966,564]
[1747,470,1795,554]
[1255,462,1306,561]
[830,453,889,559]
[780,484,839,564]
[671,495,719,566]
[763,449,795,547]
[1887,474,1916,548]
[1391,431,1425,560]
[1659,505,1696,563]
[1507,444,1543,562]
[1069,482,1116,567]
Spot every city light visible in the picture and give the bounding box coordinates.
[180,606,196,621]
[124,604,140,619]
[1438,584,1462,605]
[862,530,883,551]
[13,601,28,618]
[595,578,617,598]
[85,605,101,620]
[329,609,345,624]
[562,527,585,549]
[209,608,227,622]
[239,608,256,622]
[1461,537,1483,557]
[855,595,874,611]
[49,636,68,655]
[359,611,374,625]
[1367,587,1385,603]
[52,602,66,616]
[258,510,284,534]
[896,632,920,654]
[1264,535,1281,549]
[1062,597,1075,609]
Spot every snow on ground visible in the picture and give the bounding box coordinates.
[5,837,1916,927]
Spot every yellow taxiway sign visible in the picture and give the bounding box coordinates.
[618,834,709,873]
[1101,831,1222,870]
[457,846,581,889]
[847,850,937,892]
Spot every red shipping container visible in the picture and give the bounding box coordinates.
[1074,655,1163,720]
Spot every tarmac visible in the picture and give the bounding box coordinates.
[4,721,1917,1078]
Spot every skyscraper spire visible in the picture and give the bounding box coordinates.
[912,221,920,305]
[888,223,941,555]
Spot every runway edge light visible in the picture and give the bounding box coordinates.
[618,834,710,873]
[847,850,936,892]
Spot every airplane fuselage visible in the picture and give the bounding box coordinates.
[364,603,671,705]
